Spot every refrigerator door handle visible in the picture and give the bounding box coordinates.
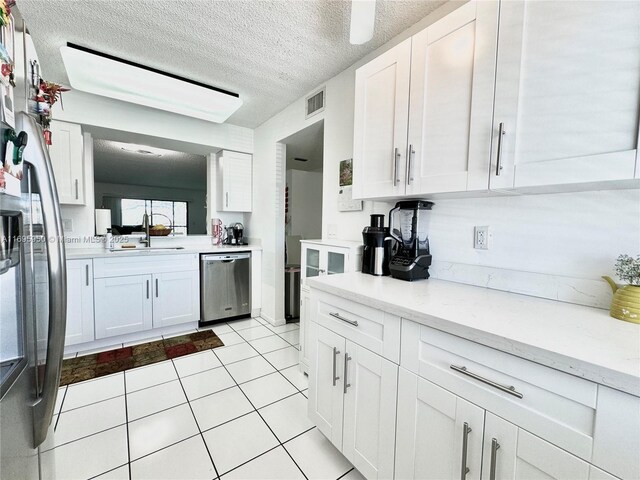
[18,112,67,448]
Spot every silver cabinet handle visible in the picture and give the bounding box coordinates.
[407,144,415,185]
[461,422,472,479]
[332,347,340,386]
[393,147,401,185]
[155,278,159,297]
[495,122,505,176]
[146,279,150,299]
[85,264,89,286]
[329,312,358,327]
[450,365,523,399]
[489,438,500,480]
[75,179,79,199]
[18,112,67,447]
[343,352,352,394]
[225,192,229,207]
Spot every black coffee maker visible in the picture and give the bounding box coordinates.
[362,214,392,276]
[388,200,434,281]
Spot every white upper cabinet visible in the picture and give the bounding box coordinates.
[353,38,411,199]
[217,150,252,212]
[407,0,499,195]
[48,120,85,205]
[490,0,640,190]
[354,0,640,199]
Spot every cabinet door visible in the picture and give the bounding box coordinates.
[48,120,84,205]
[482,412,591,480]
[342,341,398,480]
[395,368,484,480]
[152,270,199,328]
[94,275,152,339]
[353,38,411,199]
[308,323,346,450]
[490,1,640,190]
[299,287,311,373]
[302,246,322,284]
[407,0,499,195]
[221,151,252,212]
[65,260,95,346]
[326,250,346,276]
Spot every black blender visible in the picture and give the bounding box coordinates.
[388,200,434,281]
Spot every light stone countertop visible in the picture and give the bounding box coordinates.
[65,244,262,260]
[307,272,640,396]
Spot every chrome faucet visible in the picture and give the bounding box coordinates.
[141,213,151,247]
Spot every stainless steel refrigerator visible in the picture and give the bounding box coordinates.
[1,114,67,478]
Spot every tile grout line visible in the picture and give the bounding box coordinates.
[213,347,309,480]
[123,371,133,480]
[226,319,304,394]
[53,386,68,431]
[169,357,221,480]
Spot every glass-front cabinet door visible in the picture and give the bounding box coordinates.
[327,252,345,275]
[305,248,321,278]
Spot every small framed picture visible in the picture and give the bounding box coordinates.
[339,158,353,187]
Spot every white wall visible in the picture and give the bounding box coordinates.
[94,182,207,234]
[287,169,323,239]
[249,0,640,321]
[52,91,254,154]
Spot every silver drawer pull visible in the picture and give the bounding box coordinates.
[460,422,472,479]
[329,312,358,327]
[450,365,523,399]
[332,347,340,386]
[343,352,352,394]
[489,438,500,480]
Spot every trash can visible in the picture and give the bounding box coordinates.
[285,265,301,320]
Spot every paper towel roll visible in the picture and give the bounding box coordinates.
[95,209,112,235]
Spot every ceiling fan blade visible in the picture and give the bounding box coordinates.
[350,0,376,45]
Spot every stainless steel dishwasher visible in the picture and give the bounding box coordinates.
[200,252,251,324]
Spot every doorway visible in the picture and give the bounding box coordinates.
[282,121,324,265]
[280,120,324,320]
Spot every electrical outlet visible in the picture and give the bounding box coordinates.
[62,218,73,232]
[474,226,489,250]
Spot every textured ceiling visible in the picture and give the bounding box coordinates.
[18,0,445,128]
[284,120,324,172]
[93,138,206,191]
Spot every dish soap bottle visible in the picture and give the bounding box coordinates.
[105,228,114,250]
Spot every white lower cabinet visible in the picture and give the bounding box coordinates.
[65,259,95,345]
[95,271,199,339]
[343,342,398,480]
[395,368,484,480]
[482,412,618,480]
[299,286,311,373]
[94,274,153,339]
[152,270,199,328]
[309,323,346,448]
[308,320,398,480]
[92,254,200,340]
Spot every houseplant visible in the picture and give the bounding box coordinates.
[603,254,640,323]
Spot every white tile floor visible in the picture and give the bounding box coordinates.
[48,318,362,480]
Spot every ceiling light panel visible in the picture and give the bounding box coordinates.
[60,46,242,123]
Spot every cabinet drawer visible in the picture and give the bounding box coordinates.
[93,253,198,278]
[401,320,598,462]
[314,291,400,363]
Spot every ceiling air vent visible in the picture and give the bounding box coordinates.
[305,87,325,119]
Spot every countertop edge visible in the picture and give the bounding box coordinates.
[307,277,640,397]
[65,245,262,259]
